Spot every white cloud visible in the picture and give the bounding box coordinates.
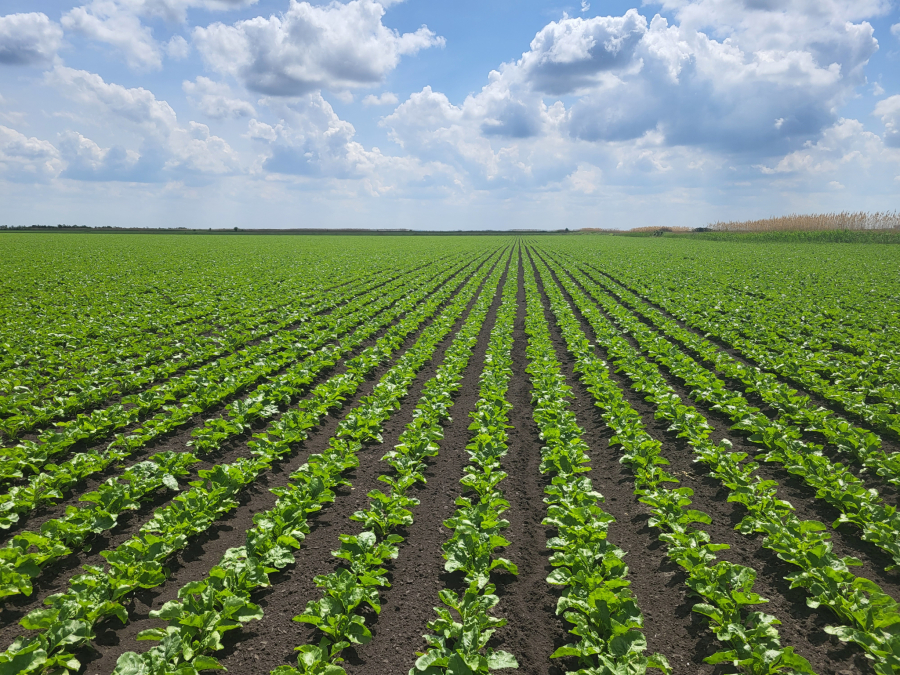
[568,163,602,193]
[362,92,399,106]
[245,94,453,196]
[57,130,144,181]
[758,118,886,174]
[0,13,64,66]
[194,0,444,96]
[183,77,256,119]
[0,125,62,181]
[61,1,257,70]
[132,0,259,23]
[519,10,648,95]
[384,0,883,187]
[874,95,900,148]
[166,35,191,59]
[892,22,900,39]
[47,65,178,136]
[251,94,368,176]
[62,3,162,69]
[47,66,239,180]
[581,1,590,13]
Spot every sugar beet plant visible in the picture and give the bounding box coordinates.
[0,260,475,601]
[560,256,900,570]
[280,253,512,675]
[530,249,814,675]
[2,233,898,675]
[522,252,670,675]
[409,251,520,675]
[0,254,477,528]
[105,251,509,675]
[534,249,900,674]
[0,250,505,675]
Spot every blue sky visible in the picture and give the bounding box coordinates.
[1,0,899,230]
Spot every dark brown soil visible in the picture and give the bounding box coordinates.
[2,243,894,675]
[73,249,506,675]
[483,248,573,675]
[340,252,511,675]
[584,259,900,455]
[535,248,877,675]
[0,258,481,547]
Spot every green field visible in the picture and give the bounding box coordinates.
[1,233,899,675]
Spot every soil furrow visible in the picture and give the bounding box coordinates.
[337,251,510,675]
[586,260,900,456]
[526,247,718,674]
[536,248,875,675]
[0,257,481,545]
[75,249,507,675]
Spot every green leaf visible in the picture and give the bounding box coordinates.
[486,651,518,670]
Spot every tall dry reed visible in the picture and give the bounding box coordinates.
[709,211,900,232]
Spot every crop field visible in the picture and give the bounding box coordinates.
[1,233,900,675]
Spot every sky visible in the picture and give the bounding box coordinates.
[0,0,899,230]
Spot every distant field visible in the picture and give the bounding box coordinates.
[1,233,899,675]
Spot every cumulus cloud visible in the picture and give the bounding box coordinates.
[193,0,444,96]
[893,23,900,39]
[47,65,178,136]
[384,0,884,190]
[47,65,239,180]
[874,95,900,148]
[57,130,147,181]
[362,92,399,106]
[382,85,569,188]
[0,125,62,181]
[0,13,64,66]
[62,3,162,69]
[62,0,257,70]
[519,10,648,95]
[757,118,886,175]
[183,77,256,119]
[245,94,453,196]
[166,35,191,59]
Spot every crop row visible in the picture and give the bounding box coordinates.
[533,246,900,674]
[111,246,511,675]
[577,254,900,435]
[0,252,491,601]
[0,248,505,675]
[0,252,488,533]
[522,251,671,673]
[550,254,900,570]
[410,247,520,675]
[0,258,429,439]
[0,254,470,484]
[529,248,815,674]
